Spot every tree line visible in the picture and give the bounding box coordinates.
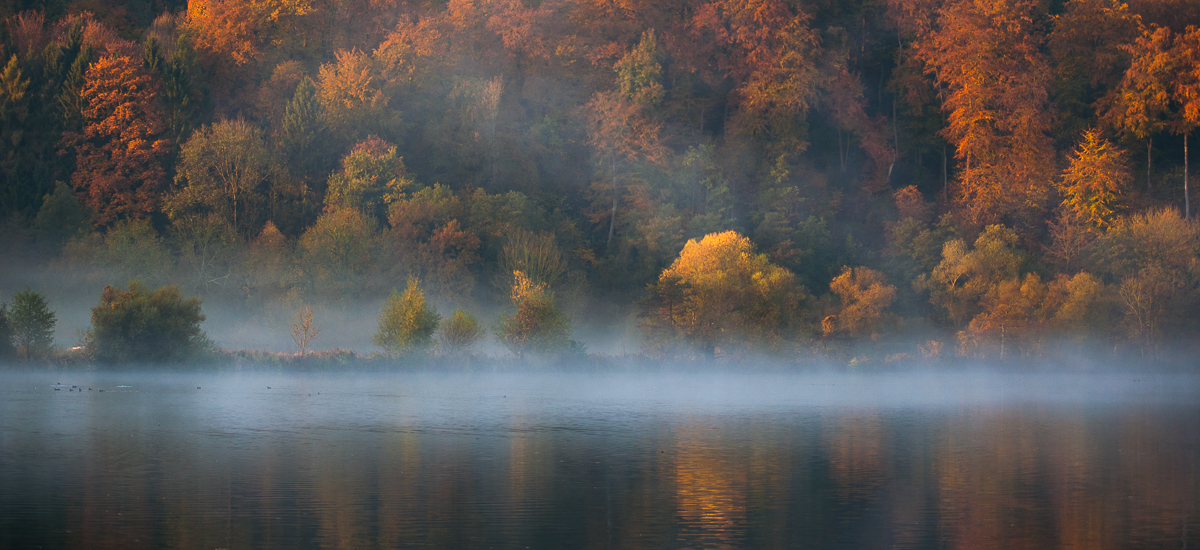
[1,0,1198,362]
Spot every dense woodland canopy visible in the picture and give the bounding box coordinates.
[1,0,1199,361]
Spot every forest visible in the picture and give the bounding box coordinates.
[0,0,1198,364]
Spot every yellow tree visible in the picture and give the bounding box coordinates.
[373,277,441,355]
[825,266,897,340]
[643,230,804,355]
[914,0,1056,226]
[1059,129,1131,229]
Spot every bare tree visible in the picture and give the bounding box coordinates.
[291,306,320,355]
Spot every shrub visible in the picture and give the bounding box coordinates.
[373,277,441,355]
[496,270,573,356]
[10,288,56,359]
[438,308,483,354]
[90,281,212,365]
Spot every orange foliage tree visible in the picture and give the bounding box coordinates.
[1059,129,1131,229]
[67,53,172,226]
[915,0,1056,226]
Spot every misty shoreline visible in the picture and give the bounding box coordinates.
[4,368,1198,410]
[6,344,1198,374]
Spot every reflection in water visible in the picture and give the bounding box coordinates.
[0,372,1197,549]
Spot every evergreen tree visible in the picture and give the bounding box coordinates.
[10,287,56,359]
[281,76,328,176]
[0,303,14,360]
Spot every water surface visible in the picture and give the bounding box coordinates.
[1,370,1198,549]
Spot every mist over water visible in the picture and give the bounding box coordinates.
[2,369,1198,549]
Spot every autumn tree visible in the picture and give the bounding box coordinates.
[496,270,573,357]
[291,305,319,355]
[915,0,1056,226]
[325,136,412,223]
[919,224,1024,326]
[1102,25,1172,191]
[1171,25,1200,218]
[962,272,1045,358]
[170,119,272,235]
[684,0,823,155]
[498,229,567,288]
[825,267,898,340]
[587,30,669,252]
[641,230,804,355]
[587,90,667,252]
[298,207,378,295]
[374,277,440,356]
[317,48,392,142]
[1059,129,1131,229]
[67,53,172,225]
[1089,208,1199,349]
[438,308,483,355]
[384,184,481,298]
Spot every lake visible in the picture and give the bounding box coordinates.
[1,369,1198,549]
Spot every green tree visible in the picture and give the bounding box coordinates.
[919,224,1024,326]
[89,281,212,365]
[10,287,56,359]
[281,76,327,175]
[496,270,573,357]
[172,119,272,236]
[0,302,13,359]
[614,29,665,108]
[325,136,412,223]
[297,207,378,295]
[373,277,441,355]
[33,181,91,248]
[438,308,483,355]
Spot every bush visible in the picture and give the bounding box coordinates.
[90,281,212,365]
[10,287,56,359]
[438,308,483,354]
[496,270,573,356]
[373,277,441,355]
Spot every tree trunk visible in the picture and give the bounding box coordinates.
[1186,132,1190,219]
[942,144,948,203]
[606,156,617,251]
[889,98,898,182]
[1148,136,1153,191]
[837,128,846,173]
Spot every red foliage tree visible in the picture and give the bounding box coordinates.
[66,54,172,225]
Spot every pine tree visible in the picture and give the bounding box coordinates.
[281,77,327,175]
